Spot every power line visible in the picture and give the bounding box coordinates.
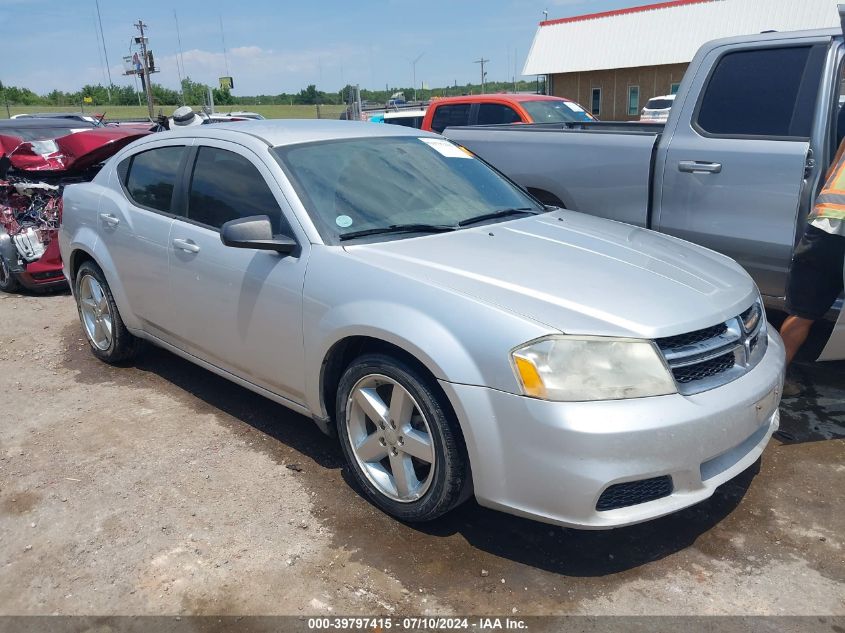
[219,15,230,77]
[94,0,113,102]
[174,10,187,104]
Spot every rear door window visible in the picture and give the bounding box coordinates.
[123,146,186,213]
[186,146,287,233]
[696,45,824,138]
[476,103,522,125]
[430,104,471,133]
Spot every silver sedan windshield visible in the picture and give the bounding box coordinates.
[273,136,542,242]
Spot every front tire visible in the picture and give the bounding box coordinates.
[336,353,468,522]
[74,261,141,363]
[0,254,20,293]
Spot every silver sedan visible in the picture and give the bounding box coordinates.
[59,120,784,528]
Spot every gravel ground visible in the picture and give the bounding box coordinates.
[0,289,843,616]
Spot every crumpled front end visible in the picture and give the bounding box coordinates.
[0,127,149,291]
[0,178,65,289]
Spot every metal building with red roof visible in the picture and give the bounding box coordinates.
[523,0,839,120]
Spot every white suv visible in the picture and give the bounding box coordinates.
[640,94,675,123]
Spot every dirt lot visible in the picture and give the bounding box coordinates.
[0,289,843,617]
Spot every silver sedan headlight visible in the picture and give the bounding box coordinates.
[510,335,677,401]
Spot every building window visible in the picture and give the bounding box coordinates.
[591,88,601,116]
[627,85,640,116]
[670,82,681,95]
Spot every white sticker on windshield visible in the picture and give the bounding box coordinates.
[564,101,585,112]
[418,137,472,159]
[335,215,353,228]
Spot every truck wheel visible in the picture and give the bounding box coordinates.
[336,353,468,522]
[0,254,20,293]
[74,261,141,363]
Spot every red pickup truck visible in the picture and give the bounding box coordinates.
[420,93,594,133]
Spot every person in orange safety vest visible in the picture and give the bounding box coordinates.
[779,139,845,393]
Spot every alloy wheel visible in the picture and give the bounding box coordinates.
[345,374,436,502]
[78,274,113,351]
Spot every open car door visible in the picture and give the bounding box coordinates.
[818,282,845,361]
[817,5,845,361]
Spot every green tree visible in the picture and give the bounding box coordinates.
[295,84,319,105]
[181,77,209,105]
[212,87,234,106]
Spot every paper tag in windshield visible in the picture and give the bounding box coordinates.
[418,137,473,158]
[564,102,585,112]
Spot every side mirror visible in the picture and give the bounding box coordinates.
[220,215,297,255]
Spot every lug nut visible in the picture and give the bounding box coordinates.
[390,448,398,456]
[378,438,386,446]
[398,437,404,445]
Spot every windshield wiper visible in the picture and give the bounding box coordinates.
[339,223,457,241]
[457,207,539,227]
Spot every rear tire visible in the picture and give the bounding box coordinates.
[74,261,141,363]
[0,254,20,293]
[336,353,468,522]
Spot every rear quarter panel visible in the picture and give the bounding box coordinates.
[60,180,143,330]
[59,181,103,283]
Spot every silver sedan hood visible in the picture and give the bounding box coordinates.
[344,210,758,339]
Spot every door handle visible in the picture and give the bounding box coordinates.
[172,238,200,253]
[99,213,120,228]
[679,160,722,174]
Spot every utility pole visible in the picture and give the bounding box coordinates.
[411,53,424,102]
[134,19,155,119]
[474,57,489,94]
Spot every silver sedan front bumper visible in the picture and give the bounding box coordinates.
[441,331,785,529]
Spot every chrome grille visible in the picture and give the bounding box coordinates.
[656,300,767,395]
[656,323,727,350]
[672,351,735,384]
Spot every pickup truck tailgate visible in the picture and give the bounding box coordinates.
[444,124,661,228]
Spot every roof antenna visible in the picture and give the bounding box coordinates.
[543,8,548,20]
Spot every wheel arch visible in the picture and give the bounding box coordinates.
[320,334,474,500]
[66,239,142,330]
[319,335,456,431]
[68,247,96,284]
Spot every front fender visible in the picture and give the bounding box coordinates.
[301,246,556,438]
[306,300,486,418]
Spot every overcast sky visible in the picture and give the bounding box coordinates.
[0,0,636,94]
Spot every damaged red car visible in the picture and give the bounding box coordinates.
[0,118,150,292]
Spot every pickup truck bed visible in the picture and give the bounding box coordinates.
[450,122,662,228]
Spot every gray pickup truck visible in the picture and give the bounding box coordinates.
[444,21,845,361]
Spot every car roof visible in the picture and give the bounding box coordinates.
[431,94,571,105]
[160,119,438,147]
[0,117,96,129]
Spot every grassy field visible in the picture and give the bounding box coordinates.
[3,104,347,120]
